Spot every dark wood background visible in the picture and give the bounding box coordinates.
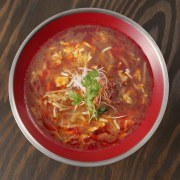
[0,0,180,179]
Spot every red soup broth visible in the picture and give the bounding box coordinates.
[25,25,153,150]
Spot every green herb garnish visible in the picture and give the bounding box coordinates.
[81,70,101,120]
[68,90,83,105]
[68,70,107,121]
[97,105,108,115]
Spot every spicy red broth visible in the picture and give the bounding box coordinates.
[25,25,153,150]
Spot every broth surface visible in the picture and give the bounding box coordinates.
[25,25,153,150]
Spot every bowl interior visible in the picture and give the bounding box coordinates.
[13,11,164,162]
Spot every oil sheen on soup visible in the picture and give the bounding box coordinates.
[25,25,153,150]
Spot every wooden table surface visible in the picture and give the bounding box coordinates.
[0,0,180,179]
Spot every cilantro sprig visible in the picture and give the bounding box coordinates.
[81,70,101,120]
[68,70,107,121]
[68,90,83,105]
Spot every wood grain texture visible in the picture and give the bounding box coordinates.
[0,0,180,179]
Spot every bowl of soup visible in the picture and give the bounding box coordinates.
[9,8,169,166]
